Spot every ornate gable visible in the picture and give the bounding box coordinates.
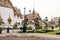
[0,0,15,12]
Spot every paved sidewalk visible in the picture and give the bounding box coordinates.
[0,33,60,38]
[0,33,60,40]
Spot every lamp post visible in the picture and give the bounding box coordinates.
[23,7,27,33]
[44,17,48,30]
[7,16,12,33]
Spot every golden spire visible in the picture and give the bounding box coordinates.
[32,8,35,15]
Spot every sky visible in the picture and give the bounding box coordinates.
[10,0,60,21]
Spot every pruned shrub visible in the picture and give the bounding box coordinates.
[56,32,60,35]
[27,30,35,33]
[40,29,46,33]
[18,31,23,33]
[27,26,32,30]
[0,27,2,34]
[45,30,54,32]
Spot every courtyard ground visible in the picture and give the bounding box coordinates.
[0,29,60,40]
[0,33,60,40]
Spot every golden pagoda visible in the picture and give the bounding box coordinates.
[26,8,42,24]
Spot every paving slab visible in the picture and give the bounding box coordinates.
[0,33,60,40]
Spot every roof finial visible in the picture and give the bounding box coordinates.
[32,6,35,15]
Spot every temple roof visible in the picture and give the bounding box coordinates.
[32,8,36,15]
[14,7,23,19]
[0,0,16,12]
[30,9,42,20]
[14,7,20,16]
[26,8,42,24]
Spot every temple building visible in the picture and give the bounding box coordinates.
[14,7,23,25]
[0,0,23,25]
[14,7,23,19]
[50,18,55,28]
[53,17,60,26]
[26,9,44,26]
[49,17,60,27]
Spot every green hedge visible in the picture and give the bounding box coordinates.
[0,27,2,33]
[18,29,54,33]
[18,30,23,33]
[27,30,35,33]
[27,26,32,30]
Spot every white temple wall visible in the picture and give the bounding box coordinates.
[0,6,17,25]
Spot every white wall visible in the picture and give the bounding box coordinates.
[0,6,17,25]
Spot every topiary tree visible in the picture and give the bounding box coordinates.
[13,22,18,29]
[1,21,4,24]
[34,17,39,30]
[38,24,42,29]
[0,27,2,34]
[0,21,4,25]
[44,17,48,30]
[27,25,32,30]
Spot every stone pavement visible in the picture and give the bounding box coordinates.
[0,30,60,40]
[0,33,60,40]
